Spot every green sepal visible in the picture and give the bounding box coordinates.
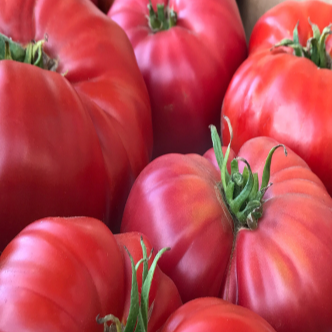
[231,159,244,198]
[273,18,332,69]
[210,117,288,231]
[0,33,26,61]
[140,245,170,330]
[292,22,302,57]
[260,144,287,189]
[147,0,177,32]
[0,32,57,71]
[248,173,259,201]
[229,157,254,215]
[123,247,141,332]
[97,239,170,332]
[242,166,249,186]
[210,124,230,184]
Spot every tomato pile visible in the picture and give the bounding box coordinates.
[1,0,332,331]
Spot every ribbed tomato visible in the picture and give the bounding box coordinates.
[108,0,247,158]
[0,0,152,250]
[221,0,332,196]
[121,123,332,331]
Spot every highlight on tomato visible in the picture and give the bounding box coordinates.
[108,0,247,158]
[0,0,152,250]
[160,297,277,332]
[121,117,332,331]
[221,0,332,197]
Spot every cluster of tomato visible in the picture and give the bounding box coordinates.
[1,0,332,331]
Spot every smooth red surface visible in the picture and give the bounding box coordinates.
[221,0,332,195]
[0,217,125,332]
[121,136,332,331]
[108,0,247,158]
[0,0,152,249]
[161,297,277,332]
[122,152,235,302]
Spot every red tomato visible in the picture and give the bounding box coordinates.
[121,131,332,331]
[221,0,332,195]
[161,297,276,332]
[0,218,181,332]
[0,217,125,331]
[0,0,152,250]
[108,0,247,158]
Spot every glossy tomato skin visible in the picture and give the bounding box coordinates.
[121,153,235,303]
[161,297,277,332]
[219,137,332,332]
[0,0,152,250]
[115,232,183,332]
[121,136,332,331]
[221,0,332,195]
[108,0,247,158]
[0,217,125,332]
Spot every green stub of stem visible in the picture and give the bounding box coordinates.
[0,33,58,71]
[96,238,170,332]
[210,118,287,230]
[147,0,177,32]
[272,19,332,69]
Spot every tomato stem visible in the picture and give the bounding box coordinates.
[272,19,332,69]
[0,33,58,71]
[147,0,177,32]
[97,238,170,332]
[210,117,287,230]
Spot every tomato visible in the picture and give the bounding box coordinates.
[0,0,152,250]
[221,0,332,196]
[0,217,125,331]
[121,123,332,331]
[108,0,247,158]
[0,217,181,332]
[161,297,276,332]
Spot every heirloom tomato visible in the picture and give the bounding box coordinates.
[161,298,276,332]
[121,121,332,332]
[0,0,152,250]
[221,0,332,195]
[0,217,125,331]
[0,217,181,332]
[108,0,247,158]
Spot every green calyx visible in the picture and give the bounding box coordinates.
[0,33,57,71]
[97,238,170,332]
[147,0,177,32]
[210,117,287,230]
[272,19,332,69]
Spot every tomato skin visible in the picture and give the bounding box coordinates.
[115,232,183,332]
[0,0,152,250]
[121,136,332,331]
[108,0,247,158]
[221,0,332,196]
[220,137,332,332]
[121,153,235,303]
[0,220,181,332]
[161,297,277,332]
[0,217,125,332]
